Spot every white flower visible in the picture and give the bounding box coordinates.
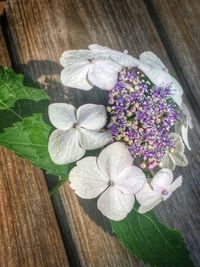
[88,44,138,68]
[175,103,193,150]
[136,168,182,214]
[48,103,112,164]
[60,49,122,91]
[160,133,188,170]
[69,142,146,221]
[129,51,183,106]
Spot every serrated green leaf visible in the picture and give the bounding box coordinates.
[0,67,70,178]
[111,209,194,267]
[0,67,49,110]
[0,114,70,177]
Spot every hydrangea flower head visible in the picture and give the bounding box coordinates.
[107,69,181,170]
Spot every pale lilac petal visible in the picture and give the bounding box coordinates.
[151,169,173,191]
[79,128,112,150]
[69,157,108,199]
[136,183,161,207]
[48,103,76,130]
[77,104,107,130]
[171,176,182,192]
[97,142,133,181]
[60,59,93,90]
[48,128,85,164]
[115,166,146,194]
[87,59,122,90]
[97,187,135,221]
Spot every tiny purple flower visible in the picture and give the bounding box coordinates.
[107,69,181,169]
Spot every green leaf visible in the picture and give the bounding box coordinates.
[0,67,49,110]
[0,67,70,178]
[0,114,70,177]
[111,209,194,267]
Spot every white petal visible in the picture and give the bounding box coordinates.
[139,51,168,71]
[115,166,146,194]
[60,59,93,90]
[181,103,193,129]
[98,142,133,181]
[88,44,112,53]
[88,59,122,90]
[88,44,138,67]
[151,168,173,191]
[136,182,161,209]
[48,128,85,164]
[156,72,184,96]
[137,65,183,106]
[79,128,112,150]
[138,198,162,214]
[171,175,182,192]
[171,152,188,167]
[110,51,137,68]
[77,104,107,130]
[60,50,94,66]
[97,186,135,221]
[172,93,183,107]
[69,157,108,199]
[170,133,185,154]
[160,154,175,170]
[182,124,191,150]
[48,103,76,130]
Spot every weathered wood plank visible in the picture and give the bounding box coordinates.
[4,0,200,266]
[144,1,200,264]
[147,0,200,116]
[0,25,69,267]
[0,2,5,16]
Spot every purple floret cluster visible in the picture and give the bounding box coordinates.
[107,69,181,169]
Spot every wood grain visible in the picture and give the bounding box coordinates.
[145,0,200,263]
[0,2,5,16]
[4,0,200,266]
[0,25,69,267]
[147,0,200,116]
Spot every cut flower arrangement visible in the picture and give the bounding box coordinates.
[0,44,195,267]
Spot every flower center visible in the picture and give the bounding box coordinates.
[74,123,80,129]
[88,58,96,64]
[107,69,180,170]
[162,189,169,196]
[109,180,115,186]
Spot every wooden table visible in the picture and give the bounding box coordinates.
[0,1,199,266]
